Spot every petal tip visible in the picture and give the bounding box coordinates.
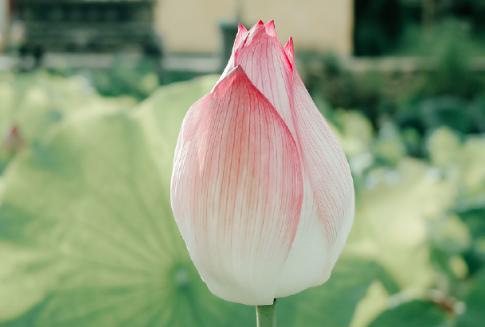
[284,37,295,67]
[212,65,250,95]
[265,20,276,36]
[245,20,267,44]
[238,23,248,33]
[245,19,279,45]
[230,23,250,59]
[232,65,245,75]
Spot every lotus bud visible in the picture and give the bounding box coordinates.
[171,20,354,305]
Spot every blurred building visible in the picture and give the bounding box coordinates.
[2,0,353,56]
[155,0,354,55]
[0,0,7,50]
[9,0,161,55]
[2,1,484,59]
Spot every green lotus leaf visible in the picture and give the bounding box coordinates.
[347,159,455,290]
[283,258,395,327]
[0,72,135,171]
[368,300,448,327]
[0,76,251,327]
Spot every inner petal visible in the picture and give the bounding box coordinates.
[235,25,296,136]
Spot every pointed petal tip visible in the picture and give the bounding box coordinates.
[285,36,294,47]
[212,65,250,94]
[232,23,250,58]
[245,19,278,45]
[229,65,253,86]
[265,20,276,36]
[284,37,295,67]
[231,65,245,75]
[245,20,268,44]
[238,23,247,33]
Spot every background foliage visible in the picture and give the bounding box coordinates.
[0,63,484,326]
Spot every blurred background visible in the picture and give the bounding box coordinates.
[0,0,484,326]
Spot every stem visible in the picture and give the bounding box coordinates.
[256,299,276,327]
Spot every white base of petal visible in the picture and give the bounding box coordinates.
[203,274,277,306]
[275,182,333,298]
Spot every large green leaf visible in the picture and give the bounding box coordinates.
[0,74,401,327]
[0,72,134,141]
[0,72,135,173]
[456,270,485,327]
[348,159,455,290]
[3,73,459,326]
[0,76,257,326]
[280,258,395,327]
[368,300,448,327]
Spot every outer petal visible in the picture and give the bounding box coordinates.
[170,67,303,305]
[276,72,355,297]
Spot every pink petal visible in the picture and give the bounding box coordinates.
[219,24,249,81]
[283,37,295,69]
[221,21,295,136]
[234,23,249,50]
[264,19,276,36]
[276,72,355,297]
[171,66,303,305]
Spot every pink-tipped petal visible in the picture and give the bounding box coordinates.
[244,20,268,45]
[235,24,295,135]
[171,67,303,305]
[220,20,294,127]
[234,23,249,49]
[219,23,249,80]
[275,72,355,297]
[284,37,295,68]
[238,23,248,33]
[265,20,276,36]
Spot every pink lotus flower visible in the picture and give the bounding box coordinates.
[171,20,354,305]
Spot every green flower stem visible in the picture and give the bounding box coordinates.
[256,300,277,327]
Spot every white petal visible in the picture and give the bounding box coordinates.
[276,72,355,297]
